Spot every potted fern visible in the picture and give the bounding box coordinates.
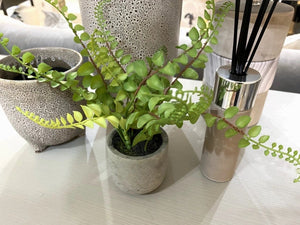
[0,0,299,194]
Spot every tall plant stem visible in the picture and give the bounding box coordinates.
[45,0,107,89]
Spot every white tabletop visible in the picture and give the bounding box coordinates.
[0,79,299,225]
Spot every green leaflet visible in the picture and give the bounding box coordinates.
[94,117,106,128]
[87,104,102,116]
[91,75,102,89]
[67,113,74,124]
[124,80,138,92]
[82,76,92,88]
[173,54,188,65]
[182,68,199,79]
[106,116,119,128]
[198,54,208,62]
[159,62,176,76]
[117,73,128,81]
[224,106,239,119]
[116,89,127,101]
[217,119,228,130]
[77,62,95,76]
[137,114,155,129]
[38,63,52,74]
[74,24,84,31]
[197,17,206,29]
[61,5,68,13]
[80,32,90,41]
[11,45,21,56]
[115,49,124,58]
[148,97,162,112]
[210,36,218,45]
[73,111,83,122]
[171,80,183,90]
[176,44,188,50]
[22,52,35,64]
[152,50,165,67]
[52,71,65,81]
[238,138,250,148]
[137,86,151,103]
[120,55,132,65]
[235,115,251,129]
[225,128,238,138]
[146,74,164,91]
[187,48,198,58]
[204,10,211,20]
[125,112,140,129]
[158,103,175,116]
[68,13,77,21]
[189,27,200,41]
[82,105,94,118]
[259,135,270,143]
[204,46,213,53]
[203,113,217,127]
[248,125,261,138]
[132,131,148,147]
[127,60,148,78]
[84,120,94,128]
[192,59,206,69]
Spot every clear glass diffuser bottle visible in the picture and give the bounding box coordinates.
[200,65,261,182]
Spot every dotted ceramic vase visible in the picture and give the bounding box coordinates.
[106,129,168,195]
[79,0,183,61]
[0,47,84,152]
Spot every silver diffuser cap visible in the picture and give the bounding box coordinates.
[214,65,261,111]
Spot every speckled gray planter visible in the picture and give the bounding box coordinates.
[0,47,84,152]
[79,0,182,60]
[106,129,168,195]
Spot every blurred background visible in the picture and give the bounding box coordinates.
[0,0,299,93]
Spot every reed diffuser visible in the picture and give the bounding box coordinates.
[200,0,283,182]
[203,0,294,126]
[230,0,278,77]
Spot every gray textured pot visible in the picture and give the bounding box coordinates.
[79,0,182,61]
[0,47,84,152]
[106,129,168,195]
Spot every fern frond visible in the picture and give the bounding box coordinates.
[203,108,300,183]
[15,107,110,129]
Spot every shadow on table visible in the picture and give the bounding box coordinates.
[152,126,241,224]
[154,127,201,192]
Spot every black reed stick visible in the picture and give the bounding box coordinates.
[243,0,270,68]
[244,0,279,73]
[235,0,253,75]
[230,0,279,77]
[230,0,240,75]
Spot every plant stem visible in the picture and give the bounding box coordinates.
[45,0,107,89]
[207,112,246,135]
[124,69,154,117]
[117,128,132,150]
[105,42,126,74]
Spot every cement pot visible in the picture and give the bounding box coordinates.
[0,47,84,152]
[106,129,168,195]
[79,0,182,61]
